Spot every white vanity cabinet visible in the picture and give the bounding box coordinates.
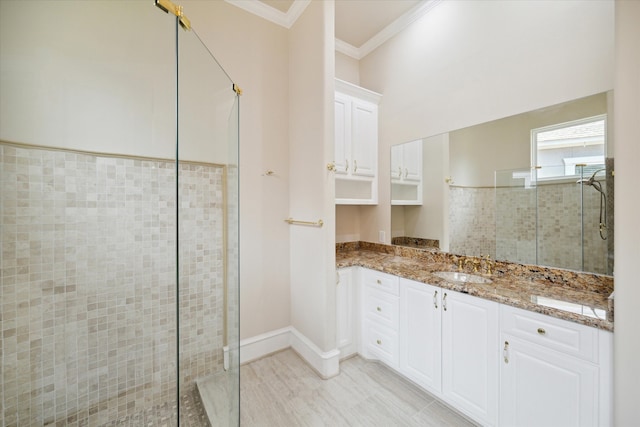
[399,278,442,393]
[441,289,499,427]
[336,267,357,359]
[360,269,400,369]
[499,305,613,427]
[343,268,611,427]
[334,79,381,205]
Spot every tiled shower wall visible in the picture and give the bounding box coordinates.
[1,143,227,426]
[449,187,496,257]
[450,183,610,274]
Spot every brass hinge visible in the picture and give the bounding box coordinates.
[233,84,243,96]
[155,0,191,31]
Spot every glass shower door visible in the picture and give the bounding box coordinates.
[176,20,240,427]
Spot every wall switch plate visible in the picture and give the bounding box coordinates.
[379,231,385,243]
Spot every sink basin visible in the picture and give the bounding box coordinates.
[432,271,492,284]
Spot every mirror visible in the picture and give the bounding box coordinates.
[390,91,614,275]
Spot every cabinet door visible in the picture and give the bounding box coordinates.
[336,268,356,358]
[500,336,599,427]
[390,144,403,181]
[399,279,441,393]
[350,99,377,177]
[334,93,350,176]
[442,290,499,427]
[402,140,422,182]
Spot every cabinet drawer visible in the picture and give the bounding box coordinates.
[362,269,399,296]
[364,321,399,368]
[500,305,598,362]
[364,288,399,330]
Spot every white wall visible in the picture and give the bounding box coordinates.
[613,0,640,423]
[289,0,337,353]
[356,0,614,242]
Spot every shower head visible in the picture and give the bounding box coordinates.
[576,168,606,186]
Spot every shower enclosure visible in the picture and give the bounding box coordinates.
[495,164,613,275]
[0,1,239,425]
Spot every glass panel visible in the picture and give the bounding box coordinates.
[535,165,583,271]
[495,169,537,265]
[0,1,179,425]
[580,165,610,274]
[177,25,240,426]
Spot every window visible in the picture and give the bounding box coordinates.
[531,115,606,180]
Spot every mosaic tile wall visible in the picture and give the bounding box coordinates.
[449,187,496,257]
[0,143,229,426]
[451,183,610,275]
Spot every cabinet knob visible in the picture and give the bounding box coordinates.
[327,162,336,172]
[537,328,546,335]
[376,339,382,345]
[376,279,382,285]
[376,306,382,312]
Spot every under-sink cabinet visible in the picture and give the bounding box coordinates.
[499,304,612,427]
[336,267,613,427]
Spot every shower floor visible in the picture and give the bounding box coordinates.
[96,387,211,427]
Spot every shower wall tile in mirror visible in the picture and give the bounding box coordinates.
[450,181,609,274]
[0,143,225,425]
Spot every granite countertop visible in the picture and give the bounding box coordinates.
[337,242,614,332]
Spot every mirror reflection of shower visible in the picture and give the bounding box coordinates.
[578,168,608,240]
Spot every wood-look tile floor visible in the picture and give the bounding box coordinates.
[231,349,478,426]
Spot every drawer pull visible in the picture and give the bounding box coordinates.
[376,339,382,345]
[503,341,510,364]
[443,293,448,311]
[537,328,546,335]
[433,290,438,309]
[376,306,382,312]
[376,279,382,285]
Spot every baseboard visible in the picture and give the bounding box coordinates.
[223,326,340,379]
[289,327,340,379]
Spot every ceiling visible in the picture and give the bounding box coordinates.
[226,0,441,60]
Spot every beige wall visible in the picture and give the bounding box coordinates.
[0,0,293,341]
[335,51,360,85]
[182,1,292,340]
[449,92,608,188]
[401,133,449,250]
[613,0,640,423]
[289,0,336,351]
[0,1,176,159]
[355,0,614,243]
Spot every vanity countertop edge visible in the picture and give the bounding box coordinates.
[336,241,614,332]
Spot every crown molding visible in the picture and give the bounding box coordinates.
[337,0,443,60]
[335,38,360,60]
[226,0,442,60]
[224,0,311,29]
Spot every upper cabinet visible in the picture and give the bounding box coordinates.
[334,79,382,205]
[391,139,423,205]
